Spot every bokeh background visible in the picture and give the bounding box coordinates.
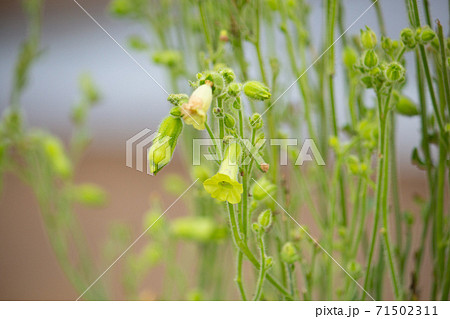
[0,0,448,300]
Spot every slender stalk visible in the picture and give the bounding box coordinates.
[235,251,247,300]
[410,0,446,138]
[205,122,222,160]
[227,203,293,299]
[362,90,388,300]
[253,232,267,300]
[379,102,401,299]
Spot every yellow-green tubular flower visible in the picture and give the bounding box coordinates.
[181,83,213,130]
[148,115,183,175]
[203,142,243,204]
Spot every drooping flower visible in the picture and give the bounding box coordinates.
[203,142,243,204]
[181,83,213,130]
[148,115,183,174]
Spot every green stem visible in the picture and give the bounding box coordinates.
[380,104,401,299]
[362,90,388,300]
[253,233,267,300]
[236,251,247,300]
[227,203,293,299]
[205,122,222,160]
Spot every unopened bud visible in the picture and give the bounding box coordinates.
[362,49,378,69]
[148,115,183,174]
[400,28,416,49]
[343,46,358,69]
[384,62,405,83]
[243,81,271,101]
[394,92,419,116]
[232,97,242,109]
[219,68,235,84]
[416,25,435,44]
[227,82,242,97]
[168,93,189,106]
[73,184,107,207]
[252,177,276,201]
[257,209,273,230]
[281,242,299,264]
[360,26,377,49]
[170,106,183,117]
[249,113,263,129]
[224,113,236,128]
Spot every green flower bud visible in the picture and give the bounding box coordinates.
[187,289,204,301]
[362,49,378,69]
[360,26,377,49]
[360,75,373,88]
[143,208,165,234]
[170,106,183,117]
[257,209,273,230]
[347,261,363,279]
[249,113,263,129]
[416,25,436,44]
[73,184,107,207]
[384,61,405,83]
[252,177,276,201]
[139,244,163,267]
[148,116,183,175]
[243,81,271,101]
[79,73,100,103]
[163,174,189,195]
[170,216,227,242]
[219,68,235,84]
[252,223,260,233]
[199,72,225,96]
[167,93,189,106]
[127,35,149,51]
[342,46,358,69]
[224,113,236,128]
[347,155,360,175]
[400,28,416,49]
[394,92,419,116]
[265,256,273,268]
[227,82,242,97]
[381,36,396,54]
[232,97,242,109]
[109,0,132,16]
[281,242,299,264]
[191,166,213,182]
[152,50,182,68]
[42,136,72,179]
